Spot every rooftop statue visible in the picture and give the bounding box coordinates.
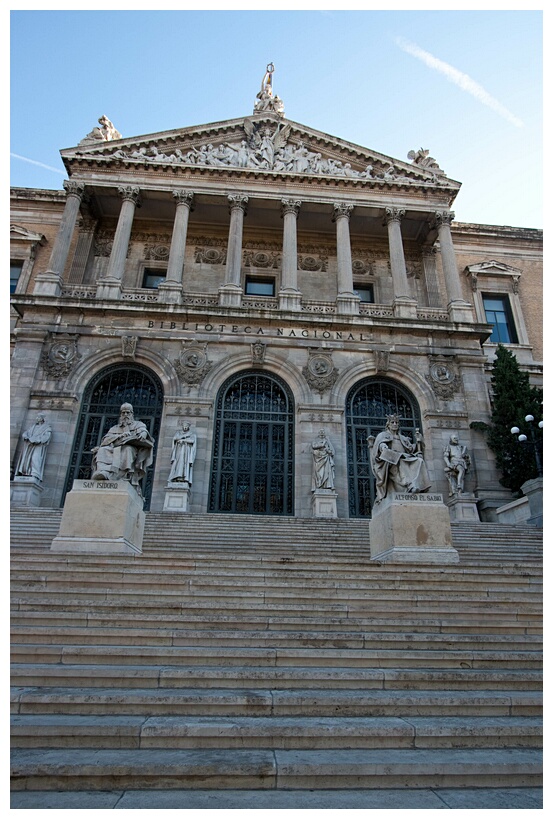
[254,62,285,117]
[407,147,445,175]
[79,115,122,146]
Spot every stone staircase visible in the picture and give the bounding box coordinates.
[11,509,542,803]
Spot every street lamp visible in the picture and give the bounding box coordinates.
[510,415,543,477]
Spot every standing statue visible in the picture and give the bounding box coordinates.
[91,403,154,495]
[367,415,431,503]
[15,413,52,481]
[168,420,197,485]
[311,429,335,490]
[443,434,471,496]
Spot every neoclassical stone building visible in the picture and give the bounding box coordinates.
[10,73,542,521]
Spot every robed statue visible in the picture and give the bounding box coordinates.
[311,429,335,490]
[168,420,197,486]
[91,403,154,495]
[368,414,431,503]
[15,413,52,481]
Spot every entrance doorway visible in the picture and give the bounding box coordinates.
[209,371,295,515]
[64,364,163,509]
[346,377,422,517]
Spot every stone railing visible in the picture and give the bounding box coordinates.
[242,295,279,310]
[416,308,449,321]
[182,293,219,307]
[301,300,337,314]
[60,285,97,299]
[359,303,394,317]
[120,288,160,302]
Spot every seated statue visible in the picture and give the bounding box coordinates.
[91,403,154,495]
[443,434,471,496]
[368,414,431,503]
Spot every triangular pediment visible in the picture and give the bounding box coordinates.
[466,260,522,276]
[61,114,460,194]
[10,224,46,243]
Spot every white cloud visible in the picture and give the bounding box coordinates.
[11,154,66,175]
[395,36,524,128]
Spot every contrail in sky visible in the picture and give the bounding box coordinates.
[395,37,524,128]
[11,153,65,174]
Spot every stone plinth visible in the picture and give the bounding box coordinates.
[521,477,543,526]
[10,476,43,507]
[369,492,459,564]
[51,479,145,554]
[218,284,242,307]
[496,496,530,525]
[446,494,480,522]
[312,489,338,518]
[163,483,191,513]
[96,277,122,300]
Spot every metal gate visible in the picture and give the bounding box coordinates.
[208,371,294,515]
[63,364,163,509]
[346,377,422,517]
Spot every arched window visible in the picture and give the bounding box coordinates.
[209,370,294,515]
[63,364,163,509]
[346,377,422,517]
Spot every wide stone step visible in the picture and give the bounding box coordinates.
[10,625,543,652]
[9,786,545,810]
[10,664,543,691]
[10,747,543,790]
[10,714,543,750]
[12,686,541,717]
[10,643,543,670]
[9,609,543,636]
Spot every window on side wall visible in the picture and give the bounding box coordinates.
[354,283,374,303]
[10,260,24,294]
[142,268,167,289]
[482,294,518,344]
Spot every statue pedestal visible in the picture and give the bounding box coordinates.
[10,476,43,507]
[312,489,338,518]
[369,493,459,564]
[51,479,145,554]
[521,477,543,526]
[446,493,480,522]
[163,483,191,513]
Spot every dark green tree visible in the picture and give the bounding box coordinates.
[471,345,542,495]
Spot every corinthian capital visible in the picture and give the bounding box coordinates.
[172,190,195,209]
[332,203,354,222]
[385,207,406,225]
[117,186,141,206]
[63,180,86,199]
[434,210,455,227]
[281,199,301,217]
[228,194,249,215]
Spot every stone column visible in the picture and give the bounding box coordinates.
[219,194,248,307]
[158,190,195,304]
[332,203,359,315]
[96,186,141,300]
[33,180,85,296]
[66,213,97,285]
[385,207,417,318]
[279,199,302,311]
[435,210,473,322]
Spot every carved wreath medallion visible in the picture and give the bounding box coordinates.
[426,358,461,399]
[174,344,213,386]
[41,334,81,379]
[303,352,339,395]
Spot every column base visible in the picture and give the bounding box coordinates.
[32,272,63,297]
[393,297,418,319]
[96,277,122,300]
[446,493,480,522]
[157,281,183,304]
[336,293,360,315]
[51,479,144,554]
[448,300,474,323]
[163,483,191,513]
[11,476,44,507]
[369,492,459,564]
[278,289,302,311]
[312,489,338,518]
[219,284,242,307]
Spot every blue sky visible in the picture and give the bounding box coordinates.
[10,7,543,229]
